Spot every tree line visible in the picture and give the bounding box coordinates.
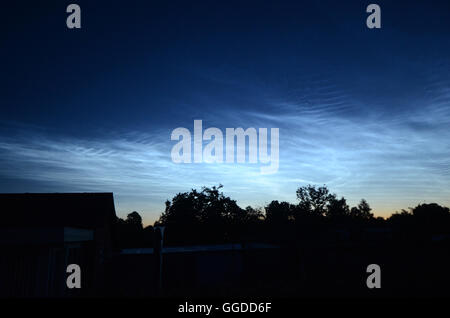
[114,185,450,247]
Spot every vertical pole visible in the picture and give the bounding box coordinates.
[154,226,165,295]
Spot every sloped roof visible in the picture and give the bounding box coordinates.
[0,193,117,229]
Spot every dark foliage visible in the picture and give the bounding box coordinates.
[114,185,450,248]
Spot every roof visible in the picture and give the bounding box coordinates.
[0,193,117,229]
[121,243,280,255]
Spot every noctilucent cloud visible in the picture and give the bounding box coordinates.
[1,1,450,225]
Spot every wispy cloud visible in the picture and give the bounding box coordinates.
[1,61,450,223]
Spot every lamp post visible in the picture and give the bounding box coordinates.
[154,226,165,294]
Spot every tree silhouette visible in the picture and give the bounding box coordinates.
[412,203,450,220]
[158,185,248,226]
[115,185,450,247]
[243,206,264,223]
[296,184,334,216]
[349,199,373,220]
[126,211,143,230]
[265,200,294,224]
[157,185,263,244]
[325,196,350,220]
[115,211,145,248]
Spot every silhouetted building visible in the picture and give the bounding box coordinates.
[0,193,117,297]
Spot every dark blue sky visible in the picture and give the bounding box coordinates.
[1,0,450,224]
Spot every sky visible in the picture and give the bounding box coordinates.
[1,0,450,225]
